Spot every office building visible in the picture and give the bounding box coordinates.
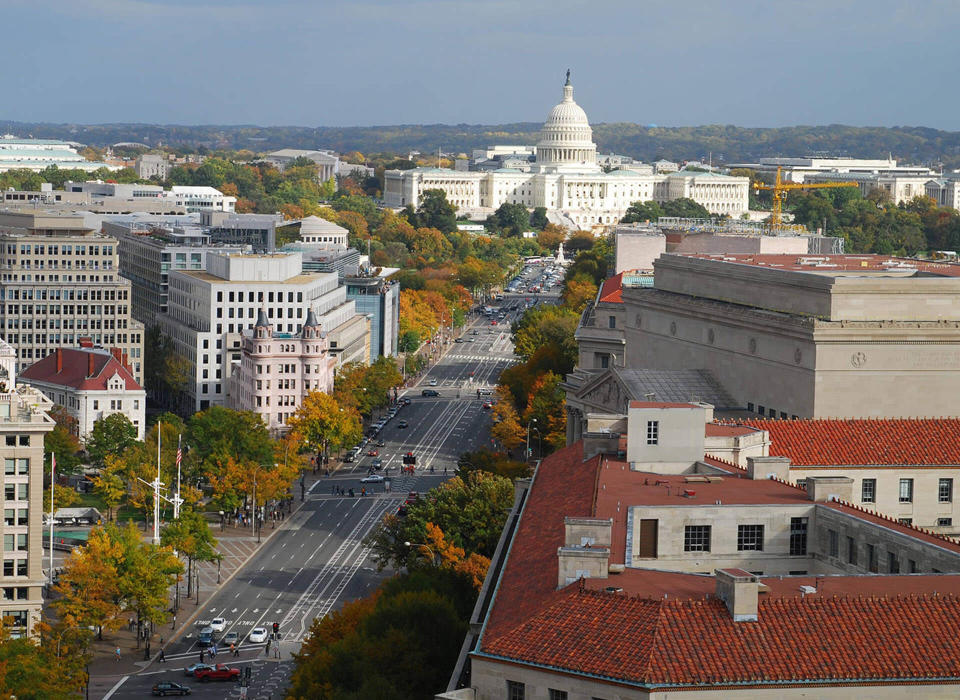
[19,343,146,441]
[134,154,171,180]
[344,272,399,362]
[0,339,55,638]
[0,136,117,173]
[443,402,960,699]
[227,309,335,434]
[201,211,282,252]
[0,209,144,382]
[158,252,368,412]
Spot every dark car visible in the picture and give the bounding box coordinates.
[397,420,409,429]
[402,397,412,405]
[421,389,439,397]
[152,681,191,696]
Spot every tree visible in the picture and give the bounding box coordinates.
[529,206,548,230]
[662,196,711,219]
[161,508,219,604]
[562,275,598,313]
[523,372,567,453]
[457,448,529,481]
[86,413,138,469]
[53,527,125,639]
[187,406,275,476]
[490,202,530,236]
[511,304,580,368]
[537,223,566,251]
[92,456,126,521]
[0,627,91,698]
[287,391,362,460]
[416,189,457,234]
[45,423,82,476]
[490,386,526,451]
[621,199,663,223]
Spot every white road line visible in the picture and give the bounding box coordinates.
[101,676,129,700]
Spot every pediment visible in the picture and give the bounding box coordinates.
[575,370,630,413]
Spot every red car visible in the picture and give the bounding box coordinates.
[490,320,498,325]
[194,664,241,682]
[367,449,379,457]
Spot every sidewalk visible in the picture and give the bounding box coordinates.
[84,467,331,693]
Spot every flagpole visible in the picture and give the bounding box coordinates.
[153,422,161,545]
[174,435,182,520]
[48,453,55,587]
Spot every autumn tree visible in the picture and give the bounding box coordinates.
[53,527,125,639]
[523,371,567,453]
[537,223,566,251]
[561,275,598,313]
[161,507,219,603]
[92,455,126,521]
[456,448,530,481]
[0,626,91,697]
[287,390,362,461]
[490,386,525,451]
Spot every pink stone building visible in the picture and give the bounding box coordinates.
[228,309,335,434]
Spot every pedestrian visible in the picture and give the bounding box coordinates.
[115,647,121,661]
[211,644,217,658]
[231,642,237,656]
[265,639,272,655]
[200,649,205,663]
[158,649,166,663]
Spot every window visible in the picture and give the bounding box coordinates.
[17,436,27,447]
[909,559,919,573]
[684,525,711,552]
[888,552,900,574]
[847,536,857,565]
[608,315,616,329]
[549,691,568,700]
[737,524,764,551]
[867,543,878,573]
[898,518,912,526]
[789,517,808,556]
[757,405,765,415]
[939,478,953,503]
[828,529,839,557]
[899,478,914,503]
[937,517,953,527]
[747,402,754,412]
[507,681,525,700]
[646,421,659,445]
[3,460,13,476]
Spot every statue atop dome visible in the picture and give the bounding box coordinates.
[565,68,570,86]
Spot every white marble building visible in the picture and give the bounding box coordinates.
[384,74,749,227]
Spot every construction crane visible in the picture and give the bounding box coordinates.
[754,167,860,232]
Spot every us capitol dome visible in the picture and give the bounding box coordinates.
[534,70,600,173]
[382,71,749,227]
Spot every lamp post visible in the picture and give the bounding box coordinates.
[525,418,538,461]
[531,426,542,461]
[404,541,436,565]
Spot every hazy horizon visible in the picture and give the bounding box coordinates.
[5,0,958,130]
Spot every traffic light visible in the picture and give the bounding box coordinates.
[273,622,279,634]
[244,667,252,680]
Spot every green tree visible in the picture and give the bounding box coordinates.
[490,202,530,236]
[416,189,457,234]
[86,413,138,469]
[621,199,663,223]
[161,508,219,604]
[92,456,126,521]
[457,449,530,481]
[187,406,275,477]
[287,391,362,460]
[45,423,82,476]
[0,627,91,698]
[511,303,580,366]
[662,196,711,218]
[530,206,548,230]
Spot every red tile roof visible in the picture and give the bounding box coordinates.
[479,440,960,688]
[739,418,960,466]
[482,586,960,687]
[597,272,623,303]
[20,347,141,392]
[705,423,760,437]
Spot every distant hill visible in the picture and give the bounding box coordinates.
[3,120,960,167]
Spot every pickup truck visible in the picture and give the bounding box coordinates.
[193,664,241,682]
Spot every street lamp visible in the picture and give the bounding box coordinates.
[531,426,542,460]
[404,541,436,565]
[525,418,538,461]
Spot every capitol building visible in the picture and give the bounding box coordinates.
[384,74,749,227]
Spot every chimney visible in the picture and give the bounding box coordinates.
[87,353,95,378]
[746,456,791,481]
[805,476,854,503]
[55,348,63,374]
[110,347,121,363]
[715,568,759,622]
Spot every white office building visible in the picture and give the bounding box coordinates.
[158,252,369,412]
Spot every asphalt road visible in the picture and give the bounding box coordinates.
[102,309,522,700]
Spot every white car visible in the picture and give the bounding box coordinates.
[429,379,438,386]
[361,474,385,483]
[209,617,226,633]
[248,627,268,644]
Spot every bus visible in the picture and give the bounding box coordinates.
[523,256,543,265]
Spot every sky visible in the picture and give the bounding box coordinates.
[4,0,958,130]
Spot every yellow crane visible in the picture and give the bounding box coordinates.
[754,167,860,232]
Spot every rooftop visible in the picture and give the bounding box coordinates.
[19,346,141,392]
[677,253,960,278]
[737,417,960,466]
[597,272,623,303]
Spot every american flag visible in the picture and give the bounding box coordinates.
[176,440,182,470]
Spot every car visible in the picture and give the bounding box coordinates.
[482,402,493,410]
[371,457,383,469]
[429,378,438,386]
[421,389,439,397]
[193,663,241,682]
[402,397,412,405]
[361,473,385,483]
[248,627,268,644]
[367,449,379,457]
[471,329,479,335]
[397,420,409,429]
[152,681,192,696]
[376,439,386,446]
[406,491,420,504]
[197,626,213,647]
[490,320,498,325]
[222,631,239,647]
[184,663,213,677]
[209,617,226,633]
[454,337,463,343]
[478,388,494,396]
